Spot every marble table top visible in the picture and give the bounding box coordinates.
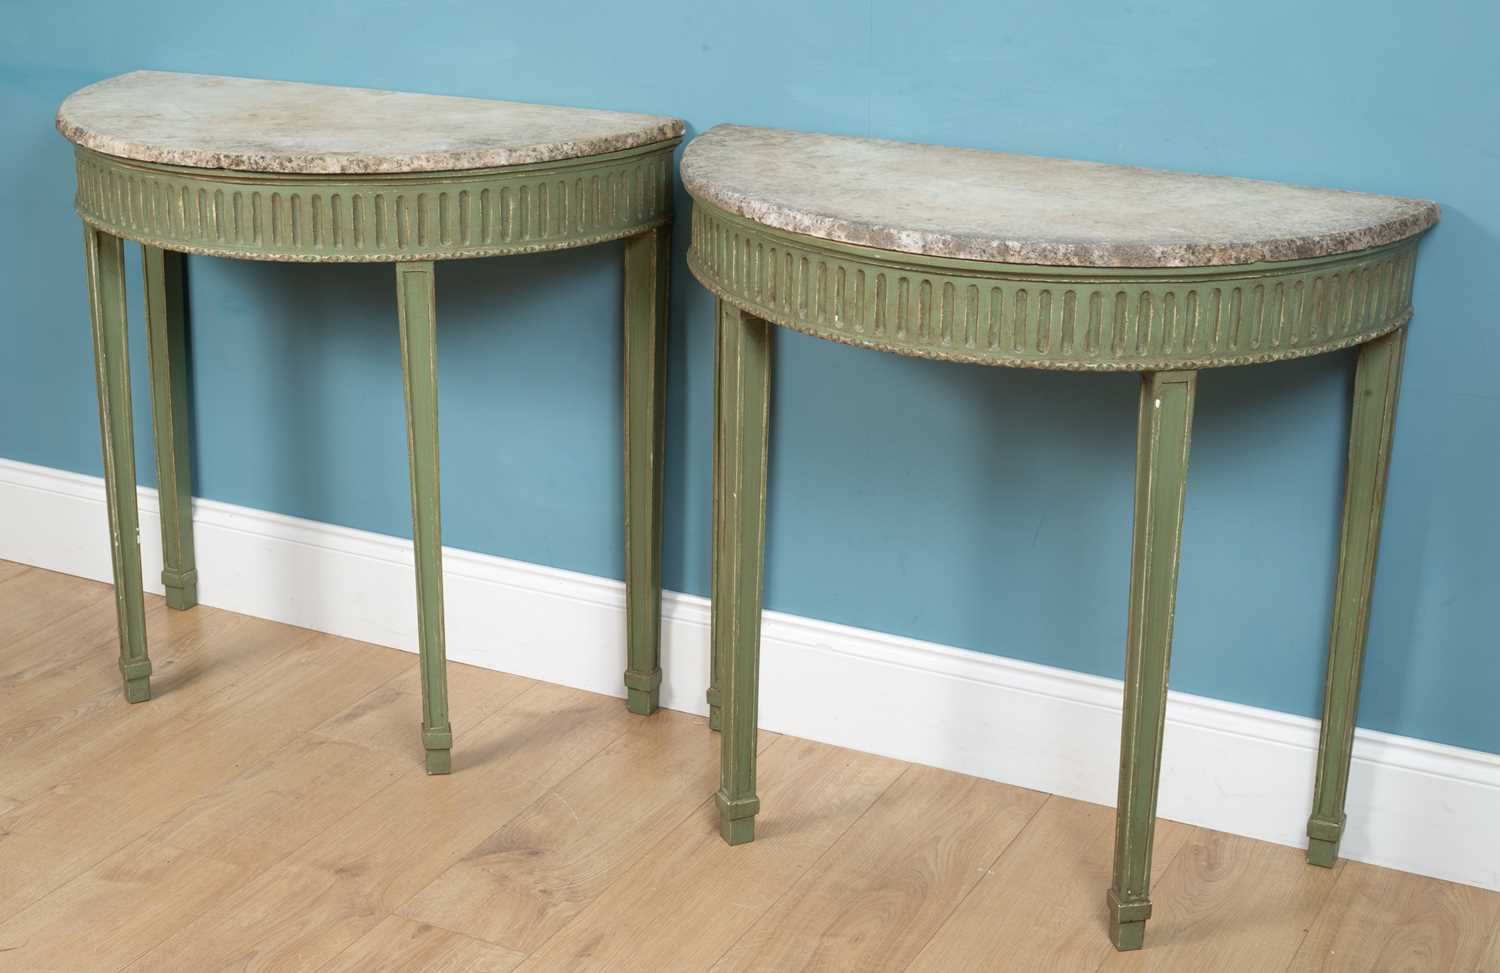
[57,71,685,175]
[682,125,1439,268]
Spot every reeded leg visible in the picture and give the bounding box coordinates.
[396,261,452,775]
[707,299,726,732]
[622,227,670,716]
[1108,369,1197,951]
[713,303,772,845]
[1307,329,1407,867]
[143,245,198,610]
[85,227,152,703]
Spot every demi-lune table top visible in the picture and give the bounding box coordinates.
[682,125,1438,268]
[59,72,683,262]
[684,125,1438,370]
[57,70,685,174]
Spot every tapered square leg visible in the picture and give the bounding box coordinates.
[396,261,452,775]
[143,245,198,611]
[1307,328,1406,867]
[707,299,726,732]
[713,303,772,845]
[1108,369,1196,951]
[622,227,670,716]
[85,226,152,703]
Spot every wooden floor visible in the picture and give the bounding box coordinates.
[1,563,1496,972]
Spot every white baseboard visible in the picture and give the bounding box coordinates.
[1,456,1496,891]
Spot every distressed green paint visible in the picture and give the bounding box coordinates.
[1107,369,1197,951]
[1307,328,1407,867]
[396,260,453,776]
[73,134,677,767]
[688,145,1434,957]
[712,301,773,845]
[622,226,671,716]
[143,245,198,610]
[83,226,152,703]
[73,143,677,264]
[689,201,1418,372]
[706,299,725,733]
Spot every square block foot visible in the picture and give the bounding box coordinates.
[1307,835,1341,868]
[1109,918,1146,951]
[708,705,722,732]
[123,676,151,704]
[720,813,755,846]
[626,687,659,716]
[425,748,452,775]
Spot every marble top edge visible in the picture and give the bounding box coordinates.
[58,71,684,175]
[682,124,1439,269]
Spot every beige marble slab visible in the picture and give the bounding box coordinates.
[682,125,1438,268]
[57,71,684,175]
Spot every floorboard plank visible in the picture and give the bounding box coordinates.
[712,764,1048,972]
[0,825,102,922]
[1286,861,1500,972]
[1097,828,1342,972]
[122,682,630,971]
[908,797,1192,971]
[515,736,908,973]
[0,566,114,656]
[122,859,387,972]
[149,733,404,868]
[398,708,731,953]
[0,706,302,911]
[318,915,527,973]
[0,837,246,970]
[0,609,308,805]
[295,681,635,917]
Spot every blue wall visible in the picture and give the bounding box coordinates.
[3,1,1496,754]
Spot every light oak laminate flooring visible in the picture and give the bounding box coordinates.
[1,564,1494,972]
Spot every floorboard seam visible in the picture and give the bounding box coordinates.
[897,791,1056,973]
[1280,859,1352,971]
[385,716,636,920]
[705,758,914,971]
[482,731,770,962]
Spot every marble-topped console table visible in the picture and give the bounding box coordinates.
[59,71,683,773]
[684,124,1438,950]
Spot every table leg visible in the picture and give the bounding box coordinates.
[707,298,726,732]
[622,227,670,716]
[84,226,152,703]
[1306,328,1407,867]
[143,245,198,610]
[396,260,452,775]
[1108,369,1197,951]
[714,303,772,845]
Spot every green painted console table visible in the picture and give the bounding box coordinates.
[683,124,1438,950]
[58,71,682,774]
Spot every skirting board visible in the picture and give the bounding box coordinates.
[1,455,1496,891]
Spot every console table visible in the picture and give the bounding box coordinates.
[683,124,1438,950]
[58,71,682,774]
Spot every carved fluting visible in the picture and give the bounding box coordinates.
[688,203,1418,371]
[74,142,677,262]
